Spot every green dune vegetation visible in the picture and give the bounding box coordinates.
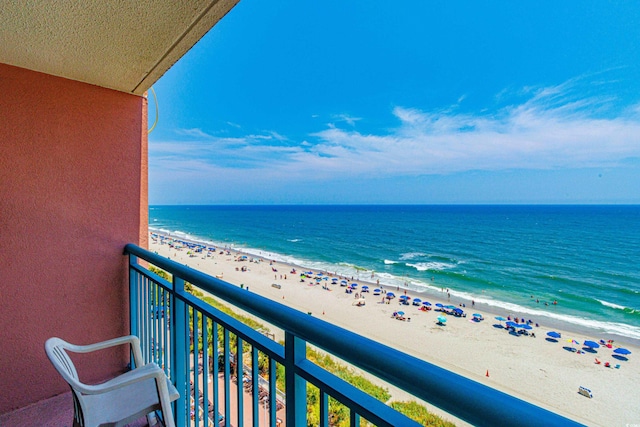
[149,266,455,427]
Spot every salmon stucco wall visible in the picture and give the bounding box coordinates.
[0,63,148,413]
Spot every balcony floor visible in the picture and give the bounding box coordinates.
[0,391,152,427]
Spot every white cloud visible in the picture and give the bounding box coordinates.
[332,114,362,126]
[151,80,640,184]
[176,128,214,138]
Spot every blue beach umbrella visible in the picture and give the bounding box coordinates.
[351,283,358,287]
[437,315,447,324]
[547,331,561,339]
[614,348,631,355]
[473,313,482,318]
[435,303,444,308]
[397,311,405,316]
[506,321,518,328]
[519,324,532,330]
[583,340,600,349]
[362,285,369,289]
[413,298,421,303]
[422,301,431,306]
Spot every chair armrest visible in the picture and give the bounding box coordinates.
[65,335,144,369]
[74,363,166,395]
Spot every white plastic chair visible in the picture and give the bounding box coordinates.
[45,335,179,427]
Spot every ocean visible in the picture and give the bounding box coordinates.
[149,205,640,343]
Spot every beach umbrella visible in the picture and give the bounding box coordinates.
[386,293,395,299]
[614,348,631,355]
[519,324,532,330]
[547,331,561,339]
[374,288,381,293]
[495,316,506,322]
[473,313,482,318]
[445,305,455,309]
[422,301,431,306]
[397,311,405,316]
[399,295,408,300]
[437,315,447,324]
[332,278,338,281]
[506,321,518,328]
[413,298,422,305]
[453,308,463,314]
[362,285,369,289]
[341,280,347,283]
[583,340,600,349]
[435,303,444,308]
[351,283,358,287]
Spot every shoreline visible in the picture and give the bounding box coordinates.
[149,231,640,426]
[149,228,640,347]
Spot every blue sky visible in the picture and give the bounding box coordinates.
[149,1,640,204]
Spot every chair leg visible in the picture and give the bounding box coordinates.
[146,411,157,426]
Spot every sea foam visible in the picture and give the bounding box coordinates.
[598,299,627,311]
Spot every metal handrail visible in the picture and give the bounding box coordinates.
[125,243,584,427]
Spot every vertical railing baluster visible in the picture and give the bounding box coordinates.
[152,281,157,364]
[320,390,329,427]
[143,274,149,363]
[128,254,138,368]
[237,337,244,427]
[173,277,187,427]
[351,410,360,426]
[262,357,278,427]
[212,320,220,427]
[223,329,231,426]
[284,332,307,426]
[269,358,277,427]
[193,308,200,427]
[162,288,168,375]
[252,348,259,427]
[203,316,210,427]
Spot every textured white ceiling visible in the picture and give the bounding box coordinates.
[0,0,239,95]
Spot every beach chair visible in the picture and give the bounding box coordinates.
[578,386,593,398]
[45,335,179,427]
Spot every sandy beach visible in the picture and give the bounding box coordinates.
[149,233,640,427]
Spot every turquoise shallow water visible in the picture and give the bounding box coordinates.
[150,205,640,341]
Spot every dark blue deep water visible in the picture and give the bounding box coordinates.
[150,205,640,341]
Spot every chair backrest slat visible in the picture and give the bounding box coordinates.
[46,338,80,385]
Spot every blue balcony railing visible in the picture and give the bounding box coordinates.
[125,243,583,427]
